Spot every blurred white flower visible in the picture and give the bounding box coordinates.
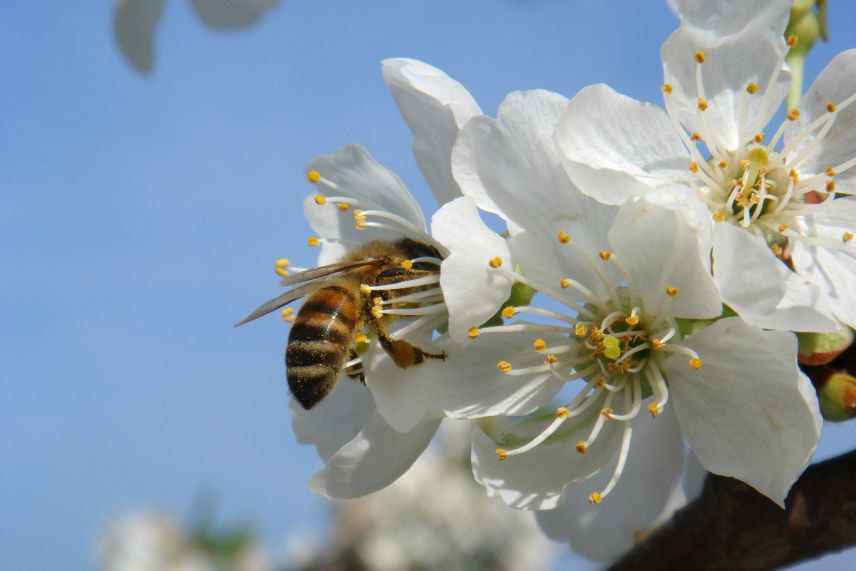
[554,0,856,331]
[99,511,270,571]
[113,0,279,72]
[451,88,821,509]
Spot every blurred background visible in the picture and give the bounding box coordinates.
[3,0,856,569]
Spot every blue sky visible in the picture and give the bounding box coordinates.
[2,1,856,569]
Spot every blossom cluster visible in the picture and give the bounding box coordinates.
[258,0,856,560]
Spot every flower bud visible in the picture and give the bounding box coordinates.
[797,327,855,366]
[817,372,856,422]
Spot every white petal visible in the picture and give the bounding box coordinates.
[536,406,685,561]
[471,408,623,510]
[290,376,374,461]
[664,318,822,506]
[382,59,482,206]
[676,0,791,39]
[791,198,856,328]
[788,50,856,193]
[451,89,571,228]
[309,413,440,499]
[366,332,566,432]
[190,0,278,29]
[304,144,427,246]
[661,28,789,151]
[113,0,165,73]
[432,197,513,343]
[554,84,689,204]
[609,199,722,320]
[712,223,836,331]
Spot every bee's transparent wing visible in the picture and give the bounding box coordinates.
[278,259,383,286]
[234,282,322,327]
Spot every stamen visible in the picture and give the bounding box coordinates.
[593,416,633,502]
[363,274,441,291]
[376,303,446,317]
[280,307,295,323]
[497,361,513,373]
[599,250,612,261]
[844,232,854,243]
[787,109,800,121]
[661,83,673,94]
[502,306,516,319]
[557,230,571,244]
[489,256,503,268]
[533,339,547,352]
[468,327,480,339]
[746,83,759,94]
[694,50,705,63]
[355,333,368,344]
[274,258,290,277]
[689,357,703,370]
[665,285,679,297]
[307,170,321,183]
[307,236,320,246]
[313,194,326,205]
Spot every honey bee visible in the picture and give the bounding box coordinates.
[236,238,447,409]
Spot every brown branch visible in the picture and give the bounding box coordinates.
[608,450,856,571]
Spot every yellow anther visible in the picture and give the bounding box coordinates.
[688,161,699,173]
[843,232,854,243]
[501,306,516,319]
[313,193,327,205]
[771,244,783,257]
[274,258,290,277]
[826,167,837,177]
[588,492,603,504]
[280,307,295,323]
[601,407,614,419]
[787,34,798,47]
[713,211,725,222]
[489,256,503,268]
[827,101,837,113]
[576,441,587,454]
[740,159,751,170]
[307,170,321,183]
[400,259,413,270]
[599,250,613,261]
[337,202,350,211]
[496,448,508,461]
[468,327,480,339]
[497,361,512,373]
[650,338,665,350]
[689,357,703,370]
[665,285,680,297]
[718,160,727,169]
[625,314,639,326]
[754,132,765,143]
[359,284,372,296]
[826,180,836,192]
[694,50,706,63]
[746,82,759,94]
[778,224,789,233]
[544,354,559,365]
[556,406,569,419]
[560,278,571,289]
[307,236,320,246]
[596,377,605,387]
[697,98,709,111]
[557,230,571,244]
[533,338,547,352]
[371,305,384,319]
[355,333,368,344]
[372,296,383,306]
[648,402,660,418]
[690,131,702,142]
[661,83,673,94]
[575,324,587,337]
[787,109,800,121]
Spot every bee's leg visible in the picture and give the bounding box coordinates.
[375,329,447,369]
[344,350,366,384]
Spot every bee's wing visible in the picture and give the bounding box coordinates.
[278,258,385,286]
[233,282,321,327]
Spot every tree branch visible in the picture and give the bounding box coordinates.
[608,450,856,571]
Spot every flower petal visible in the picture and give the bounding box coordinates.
[609,199,722,320]
[663,317,822,506]
[712,222,836,331]
[309,412,440,499]
[432,197,513,343]
[382,59,482,206]
[661,27,790,151]
[554,84,689,205]
[304,144,428,247]
[113,0,165,73]
[788,49,856,194]
[365,331,566,433]
[190,0,278,29]
[451,89,571,229]
[675,0,791,39]
[791,198,856,328]
[471,407,623,510]
[290,376,374,461]
[536,406,685,561]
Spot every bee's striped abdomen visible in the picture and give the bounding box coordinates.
[286,285,361,409]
